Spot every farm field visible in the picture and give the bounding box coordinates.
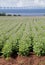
[0,16,45,65]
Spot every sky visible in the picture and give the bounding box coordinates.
[0,0,45,8]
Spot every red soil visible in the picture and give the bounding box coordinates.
[0,52,45,65]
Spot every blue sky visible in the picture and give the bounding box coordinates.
[0,0,45,8]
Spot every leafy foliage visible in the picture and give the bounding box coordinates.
[2,40,12,58]
[0,17,45,57]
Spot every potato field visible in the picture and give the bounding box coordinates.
[0,16,45,58]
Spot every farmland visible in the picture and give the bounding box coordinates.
[0,16,45,65]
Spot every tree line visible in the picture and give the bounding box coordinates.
[0,13,21,16]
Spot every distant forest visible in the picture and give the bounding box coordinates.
[0,13,21,16]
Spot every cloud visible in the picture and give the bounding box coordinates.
[0,0,45,8]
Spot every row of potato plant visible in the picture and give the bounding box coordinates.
[2,22,26,57]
